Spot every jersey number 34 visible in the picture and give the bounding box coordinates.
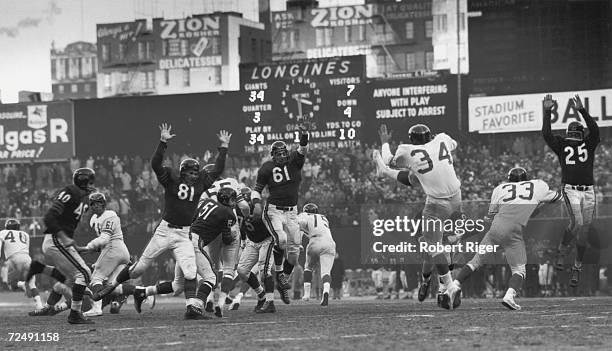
[410,142,452,174]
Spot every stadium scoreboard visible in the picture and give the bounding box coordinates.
[239,56,366,152]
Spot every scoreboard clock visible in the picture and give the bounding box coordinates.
[239,56,366,153]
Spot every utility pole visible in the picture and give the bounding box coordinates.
[456,0,462,132]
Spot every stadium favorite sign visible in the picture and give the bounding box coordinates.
[0,101,74,163]
[468,88,612,133]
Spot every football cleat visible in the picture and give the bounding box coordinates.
[302,295,310,301]
[229,301,240,310]
[83,309,103,317]
[205,300,214,313]
[68,310,94,324]
[278,287,291,305]
[440,282,461,310]
[501,295,522,311]
[214,306,223,318]
[92,284,116,301]
[569,266,582,288]
[184,305,210,320]
[225,296,233,305]
[28,305,54,317]
[254,298,266,312]
[417,276,431,302]
[133,288,147,313]
[255,300,276,313]
[320,292,329,307]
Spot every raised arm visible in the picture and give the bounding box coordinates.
[152,123,175,185]
[203,130,231,180]
[572,94,600,145]
[378,124,394,165]
[542,94,561,152]
[373,150,418,187]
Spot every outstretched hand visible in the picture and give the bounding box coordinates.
[571,94,584,110]
[542,94,557,111]
[218,130,232,147]
[159,123,176,142]
[378,124,392,144]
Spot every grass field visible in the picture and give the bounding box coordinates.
[1,292,611,350]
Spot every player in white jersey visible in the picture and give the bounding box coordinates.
[75,193,134,316]
[298,203,336,306]
[453,167,562,310]
[375,124,462,310]
[0,219,43,309]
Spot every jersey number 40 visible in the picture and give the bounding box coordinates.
[3,231,28,244]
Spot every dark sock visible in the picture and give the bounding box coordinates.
[91,284,103,295]
[322,274,331,284]
[246,272,261,290]
[184,279,196,299]
[576,245,586,264]
[122,283,136,295]
[196,281,213,302]
[42,265,66,283]
[220,276,233,294]
[264,275,274,293]
[116,266,131,284]
[283,260,294,275]
[303,270,313,283]
[273,246,284,266]
[436,263,449,276]
[508,273,524,291]
[46,291,62,306]
[456,266,474,284]
[561,228,574,247]
[73,284,85,302]
[156,281,173,295]
[30,288,39,297]
[422,272,431,280]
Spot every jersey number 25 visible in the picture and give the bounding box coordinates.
[564,143,588,165]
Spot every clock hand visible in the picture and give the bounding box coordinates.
[298,98,312,106]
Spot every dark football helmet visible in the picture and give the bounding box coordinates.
[240,187,252,202]
[408,124,432,145]
[203,163,223,180]
[303,203,319,214]
[217,187,237,207]
[5,218,20,230]
[89,192,107,216]
[271,141,289,165]
[507,167,528,182]
[566,121,584,141]
[73,168,96,191]
[180,158,200,185]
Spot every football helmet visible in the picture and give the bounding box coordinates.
[271,141,289,165]
[203,163,223,180]
[217,187,237,207]
[4,218,20,230]
[408,124,432,145]
[303,203,319,214]
[566,121,584,141]
[73,168,96,191]
[507,167,528,182]
[180,158,200,185]
[89,192,107,215]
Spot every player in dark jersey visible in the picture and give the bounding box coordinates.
[235,192,276,313]
[188,187,238,319]
[252,126,309,306]
[94,123,231,319]
[26,168,96,324]
[542,94,600,287]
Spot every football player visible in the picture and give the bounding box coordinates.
[453,167,562,310]
[375,123,462,310]
[542,94,600,287]
[235,192,276,313]
[75,193,134,317]
[197,167,249,316]
[299,203,336,306]
[0,219,43,309]
[93,124,231,320]
[189,187,239,319]
[252,126,309,305]
[26,168,96,324]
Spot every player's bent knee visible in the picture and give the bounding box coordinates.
[511,264,526,279]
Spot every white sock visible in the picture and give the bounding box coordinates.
[265,292,274,301]
[145,285,157,296]
[71,300,82,312]
[34,296,43,309]
[93,299,103,312]
[218,292,227,310]
[234,292,243,303]
[304,282,311,298]
[115,284,124,295]
[206,292,215,303]
[439,272,452,286]
[505,288,516,298]
[323,282,330,294]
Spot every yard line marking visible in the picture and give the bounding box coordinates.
[219,321,297,326]
[396,314,434,318]
[255,337,323,342]
[340,334,373,338]
[586,316,606,319]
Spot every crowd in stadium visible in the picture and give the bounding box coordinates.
[1,133,611,230]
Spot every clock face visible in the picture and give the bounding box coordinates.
[280,77,321,120]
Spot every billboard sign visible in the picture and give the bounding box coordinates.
[468,88,612,133]
[0,101,75,163]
